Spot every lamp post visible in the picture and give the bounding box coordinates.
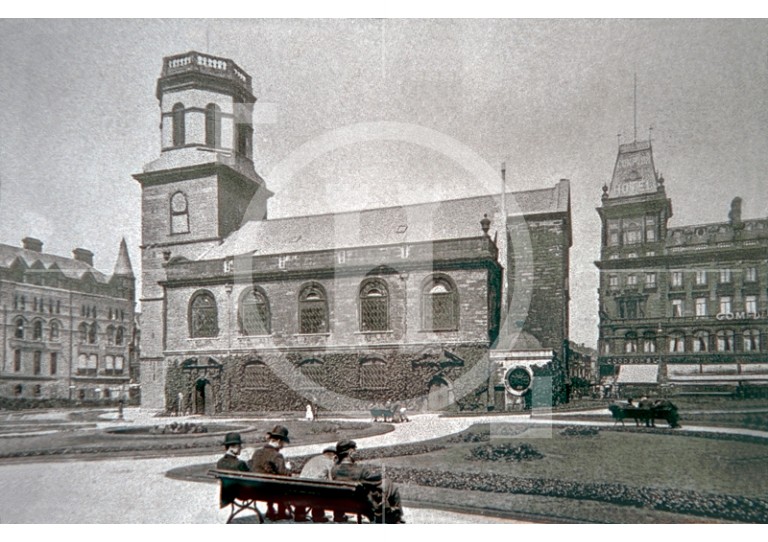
[657,323,667,397]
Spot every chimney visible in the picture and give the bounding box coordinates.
[72,248,94,266]
[729,197,743,229]
[22,237,43,252]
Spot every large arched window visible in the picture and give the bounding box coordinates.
[743,329,761,352]
[421,275,459,331]
[243,360,269,390]
[359,358,387,389]
[49,320,61,342]
[88,323,98,345]
[205,103,221,147]
[172,102,185,147]
[239,287,271,335]
[189,290,219,338]
[78,322,89,344]
[693,330,709,352]
[359,279,389,332]
[115,326,125,346]
[106,325,116,345]
[299,283,328,334]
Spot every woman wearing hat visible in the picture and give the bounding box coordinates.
[331,439,405,523]
[249,425,292,521]
[216,432,250,472]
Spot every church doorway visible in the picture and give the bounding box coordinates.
[427,376,454,411]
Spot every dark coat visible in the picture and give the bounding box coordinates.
[331,459,403,523]
[250,444,289,475]
[216,453,250,472]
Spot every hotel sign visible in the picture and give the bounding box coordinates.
[716,312,768,321]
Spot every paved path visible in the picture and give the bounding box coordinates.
[1,406,766,523]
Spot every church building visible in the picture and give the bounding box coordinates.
[135,52,573,413]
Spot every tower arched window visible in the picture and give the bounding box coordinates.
[189,290,219,338]
[421,275,459,331]
[205,103,221,147]
[299,283,328,334]
[172,102,185,147]
[359,279,389,332]
[170,191,190,234]
[239,287,271,336]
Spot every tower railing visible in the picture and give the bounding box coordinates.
[162,51,252,91]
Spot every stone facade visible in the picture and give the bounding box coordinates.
[0,238,136,402]
[596,140,768,394]
[135,52,572,413]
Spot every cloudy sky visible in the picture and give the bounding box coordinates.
[1,19,767,347]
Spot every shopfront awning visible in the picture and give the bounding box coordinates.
[616,364,659,384]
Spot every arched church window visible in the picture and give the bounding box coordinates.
[172,102,185,147]
[359,279,389,332]
[189,290,219,338]
[299,283,328,334]
[239,287,271,335]
[421,275,458,331]
[359,358,387,389]
[170,191,190,234]
[205,103,221,147]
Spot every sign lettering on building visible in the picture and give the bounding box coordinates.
[716,311,768,321]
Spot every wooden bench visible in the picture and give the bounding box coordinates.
[209,469,374,524]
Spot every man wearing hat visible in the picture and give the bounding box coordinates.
[249,425,292,520]
[331,439,405,523]
[294,446,337,522]
[216,432,250,472]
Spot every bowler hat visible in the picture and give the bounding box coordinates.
[322,446,337,454]
[222,432,243,446]
[267,425,290,443]
[336,439,357,454]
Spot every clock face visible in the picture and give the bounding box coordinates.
[171,192,188,213]
[505,366,532,395]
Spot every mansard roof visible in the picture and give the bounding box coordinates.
[0,243,109,283]
[606,140,660,199]
[200,180,570,260]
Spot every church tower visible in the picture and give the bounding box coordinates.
[133,52,272,408]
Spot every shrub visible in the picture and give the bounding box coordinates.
[467,442,544,462]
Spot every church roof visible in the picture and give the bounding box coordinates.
[606,140,660,199]
[0,243,109,283]
[201,180,570,260]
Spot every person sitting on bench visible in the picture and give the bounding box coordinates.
[216,432,250,472]
[330,439,405,523]
[249,425,293,521]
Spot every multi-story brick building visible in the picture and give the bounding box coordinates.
[596,139,768,395]
[135,51,572,413]
[0,237,135,401]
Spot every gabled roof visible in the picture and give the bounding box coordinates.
[0,244,109,283]
[201,180,570,260]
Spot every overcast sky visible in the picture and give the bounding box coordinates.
[1,19,767,348]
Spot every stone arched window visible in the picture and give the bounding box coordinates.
[668,331,685,353]
[106,325,116,345]
[115,326,125,346]
[239,287,271,335]
[88,323,98,345]
[359,358,387,389]
[716,329,734,352]
[421,275,459,331]
[78,322,89,344]
[189,290,219,338]
[32,319,44,341]
[170,191,190,234]
[359,279,389,332]
[205,103,221,147]
[172,102,185,147]
[743,329,761,352]
[624,332,638,353]
[693,330,709,352]
[14,317,25,339]
[299,283,328,334]
[49,320,61,341]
